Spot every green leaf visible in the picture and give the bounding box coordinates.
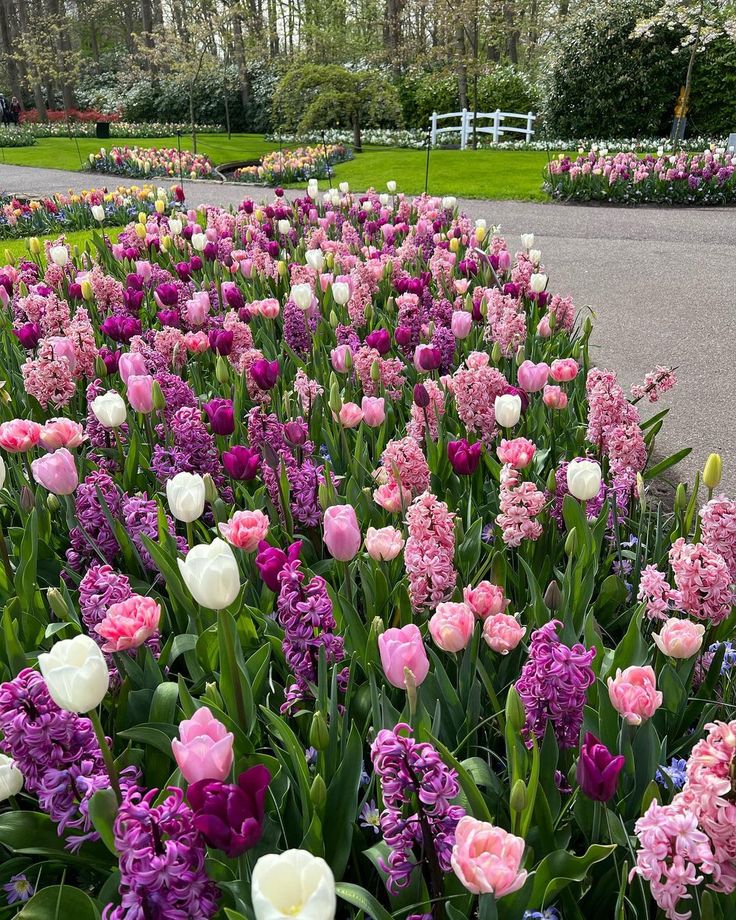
[323,724,362,879]
[0,812,110,866]
[117,722,178,756]
[431,736,493,822]
[527,844,617,909]
[218,609,255,732]
[15,509,38,612]
[643,448,692,481]
[336,882,394,920]
[17,885,101,919]
[88,787,119,855]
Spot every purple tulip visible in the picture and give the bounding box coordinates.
[190,256,203,272]
[155,282,179,307]
[13,322,42,350]
[576,733,625,803]
[365,328,391,355]
[203,242,218,261]
[203,398,235,436]
[187,766,270,858]
[413,383,430,408]
[222,445,260,480]
[415,345,442,371]
[208,329,234,357]
[157,310,181,328]
[0,272,13,295]
[448,439,482,476]
[395,326,413,347]
[123,288,145,313]
[266,240,280,259]
[241,199,254,214]
[175,261,192,281]
[283,421,307,447]
[126,273,144,291]
[255,540,302,592]
[251,358,280,391]
[67,282,83,301]
[221,282,245,311]
[100,315,141,344]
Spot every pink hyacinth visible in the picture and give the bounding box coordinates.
[95,594,162,653]
[451,355,508,445]
[496,464,545,547]
[381,436,430,496]
[669,538,734,624]
[404,492,457,611]
[699,497,736,583]
[637,564,676,621]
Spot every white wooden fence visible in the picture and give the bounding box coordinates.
[430,109,536,149]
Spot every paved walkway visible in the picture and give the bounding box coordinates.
[2,163,735,495]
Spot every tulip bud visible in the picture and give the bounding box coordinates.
[449,237,460,253]
[328,383,342,416]
[515,346,525,366]
[370,615,385,642]
[47,493,60,512]
[29,237,41,255]
[505,686,526,733]
[310,773,327,810]
[95,355,109,378]
[47,587,72,620]
[370,359,381,382]
[20,486,34,513]
[160,235,171,251]
[703,453,723,490]
[318,479,334,511]
[547,310,557,331]
[277,260,287,278]
[546,468,557,492]
[203,473,218,504]
[216,356,230,385]
[510,779,527,812]
[565,527,578,557]
[309,711,330,751]
[544,580,562,612]
[203,681,225,711]
[385,295,395,313]
[582,316,593,338]
[81,279,93,301]
[151,380,166,412]
[364,303,373,324]
[155,198,165,214]
[329,310,338,328]
[674,483,687,513]
[491,342,502,364]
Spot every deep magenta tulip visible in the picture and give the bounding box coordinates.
[576,732,625,802]
[222,445,260,480]
[251,359,280,391]
[255,540,302,592]
[448,439,482,476]
[187,766,270,858]
[204,398,235,436]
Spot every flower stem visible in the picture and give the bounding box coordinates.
[88,707,122,805]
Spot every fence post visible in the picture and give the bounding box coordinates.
[526,111,534,142]
[492,109,500,144]
[460,109,467,150]
[431,111,437,147]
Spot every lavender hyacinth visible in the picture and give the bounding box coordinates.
[283,298,312,356]
[121,492,187,571]
[79,563,133,633]
[515,620,596,749]
[276,558,346,712]
[151,405,227,492]
[66,470,122,569]
[0,669,138,850]
[370,724,465,894]
[103,787,219,920]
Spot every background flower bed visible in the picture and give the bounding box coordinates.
[233,144,353,184]
[0,186,731,920]
[88,145,216,179]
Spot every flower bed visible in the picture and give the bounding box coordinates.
[0,185,183,240]
[26,120,225,139]
[0,125,36,148]
[88,145,216,179]
[0,187,732,920]
[545,149,736,204]
[233,144,353,184]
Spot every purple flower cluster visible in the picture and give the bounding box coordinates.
[103,787,219,920]
[121,492,187,571]
[67,470,122,569]
[515,619,596,749]
[370,724,464,891]
[0,669,139,851]
[276,558,346,712]
[151,405,226,491]
[79,563,133,632]
[283,298,312,355]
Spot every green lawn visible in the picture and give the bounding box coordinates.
[1,133,560,201]
[2,227,124,261]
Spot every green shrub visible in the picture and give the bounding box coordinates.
[690,38,736,137]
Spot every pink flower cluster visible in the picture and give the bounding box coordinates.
[404,492,457,611]
[496,464,545,547]
[450,352,508,445]
[586,368,646,474]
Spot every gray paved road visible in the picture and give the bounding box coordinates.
[2,163,734,495]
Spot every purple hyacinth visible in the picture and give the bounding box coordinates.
[515,619,596,750]
[121,493,187,571]
[102,787,219,920]
[79,564,133,632]
[276,558,346,712]
[370,724,465,892]
[66,470,122,569]
[151,406,227,493]
[283,298,311,356]
[431,324,456,373]
[0,669,139,851]
[153,370,197,424]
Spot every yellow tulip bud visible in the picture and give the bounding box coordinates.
[4,249,13,265]
[703,453,723,490]
[475,225,486,242]
[134,223,147,239]
[449,237,460,253]
[138,212,146,225]
[254,208,264,222]
[510,779,527,812]
[674,483,687,513]
[277,260,287,277]
[155,199,165,214]
[28,237,41,255]
[81,280,93,301]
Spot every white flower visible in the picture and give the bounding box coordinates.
[520,233,534,250]
[38,634,110,713]
[307,179,319,197]
[166,471,205,523]
[363,200,373,212]
[379,194,390,206]
[191,232,206,252]
[442,196,457,210]
[278,219,291,235]
[291,283,314,312]
[251,849,336,920]
[0,755,23,801]
[305,249,324,273]
[528,249,541,265]
[494,394,522,428]
[529,273,547,294]
[169,218,183,236]
[91,205,105,222]
[566,459,602,501]
[331,282,350,306]
[338,181,349,194]
[91,391,127,428]
[387,180,397,193]
[49,245,68,267]
[178,538,240,610]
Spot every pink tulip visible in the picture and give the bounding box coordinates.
[365,526,404,562]
[607,665,663,725]
[361,396,385,427]
[373,481,412,513]
[543,385,568,409]
[330,344,352,373]
[0,419,42,453]
[517,360,550,393]
[218,509,269,552]
[429,602,475,653]
[40,418,86,451]
[126,374,155,413]
[550,358,579,382]
[48,336,77,374]
[95,594,161,652]
[537,315,552,337]
[184,331,210,353]
[184,291,211,327]
[463,581,510,620]
[134,260,152,282]
[337,402,363,428]
[378,624,429,689]
[31,448,78,495]
[497,250,512,272]
[497,437,536,470]
[323,504,361,561]
[118,351,148,385]
[260,299,280,319]
[653,618,705,659]
[171,706,234,784]
[451,310,473,340]
[482,613,526,654]
[451,816,528,897]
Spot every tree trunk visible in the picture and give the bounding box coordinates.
[455,23,467,111]
[558,0,569,17]
[0,0,23,102]
[352,114,361,152]
[504,5,519,63]
[189,85,197,153]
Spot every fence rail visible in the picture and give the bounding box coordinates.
[430,109,536,149]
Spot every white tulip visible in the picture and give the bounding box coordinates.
[338,181,349,194]
[387,180,397,193]
[0,455,5,490]
[329,191,340,206]
[277,219,291,235]
[305,249,324,273]
[528,248,541,265]
[494,394,522,428]
[379,193,390,206]
[331,282,350,306]
[0,755,23,801]
[191,232,206,252]
[49,245,68,267]
[178,538,240,610]
[38,634,110,713]
[442,196,457,210]
[307,179,319,197]
[529,273,548,294]
[91,205,105,222]
[252,849,336,920]
[291,283,314,312]
[322,192,332,203]
[166,471,205,523]
[363,200,373,212]
[566,459,602,501]
[520,233,534,250]
[91,391,127,428]
[475,218,487,232]
[169,218,183,236]
[157,186,166,199]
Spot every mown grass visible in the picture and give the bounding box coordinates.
[1,227,124,261]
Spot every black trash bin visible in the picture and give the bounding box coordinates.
[95,121,110,140]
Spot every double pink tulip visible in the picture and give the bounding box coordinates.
[219,509,270,552]
[429,602,475,653]
[451,816,528,897]
[172,706,234,784]
[607,665,663,725]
